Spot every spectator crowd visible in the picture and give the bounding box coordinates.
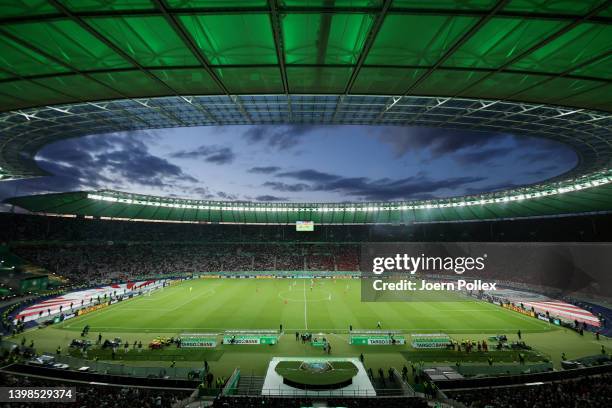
[2,212,611,244]
[12,243,360,284]
[447,373,612,407]
[0,373,191,408]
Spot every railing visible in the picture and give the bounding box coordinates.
[171,388,200,408]
[390,367,415,396]
[222,368,240,396]
[51,354,201,380]
[250,387,405,397]
[457,361,554,377]
[435,362,612,390]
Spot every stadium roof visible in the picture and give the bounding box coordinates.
[1,0,610,114]
[6,184,612,224]
[0,0,611,219]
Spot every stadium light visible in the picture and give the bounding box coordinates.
[84,169,612,214]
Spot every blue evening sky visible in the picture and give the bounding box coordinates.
[0,125,577,203]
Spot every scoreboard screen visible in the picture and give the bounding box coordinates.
[296,221,314,232]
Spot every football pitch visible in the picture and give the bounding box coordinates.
[56,278,552,334]
[15,278,610,379]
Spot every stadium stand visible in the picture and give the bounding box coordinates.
[1,1,611,406]
[212,395,428,408]
[3,212,612,301]
[0,373,191,408]
[2,217,612,406]
[3,213,612,244]
[446,373,612,408]
[9,243,360,283]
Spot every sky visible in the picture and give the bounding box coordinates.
[0,125,578,205]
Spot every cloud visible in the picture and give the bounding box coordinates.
[520,148,576,165]
[216,191,240,200]
[464,181,522,195]
[248,166,281,174]
[372,128,575,183]
[262,181,310,192]
[170,145,235,164]
[454,147,514,166]
[96,149,196,186]
[500,136,577,166]
[4,159,109,197]
[1,125,577,205]
[242,125,320,150]
[521,151,551,163]
[255,195,288,202]
[523,165,561,177]
[266,168,485,200]
[0,131,200,202]
[189,187,216,199]
[316,175,486,201]
[276,169,340,182]
[373,127,502,158]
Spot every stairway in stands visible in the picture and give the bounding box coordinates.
[235,375,265,395]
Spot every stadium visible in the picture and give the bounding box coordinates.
[0,1,611,407]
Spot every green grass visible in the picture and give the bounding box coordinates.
[399,349,545,363]
[13,278,611,380]
[54,278,554,333]
[68,347,224,362]
[275,361,358,387]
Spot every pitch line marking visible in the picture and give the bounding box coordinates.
[476,298,554,328]
[139,286,179,302]
[57,326,556,334]
[61,285,219,328]
[167,288,217,312]
[433,309,503,312]
[282,328,554,333]
[60,302,120,327]
[303,280,308,331]
[277,290,332,303]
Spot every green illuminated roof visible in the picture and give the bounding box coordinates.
[6,182,612,224]
[0,0,611,219]
[1,1,610,111]
[0,0,612,111]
